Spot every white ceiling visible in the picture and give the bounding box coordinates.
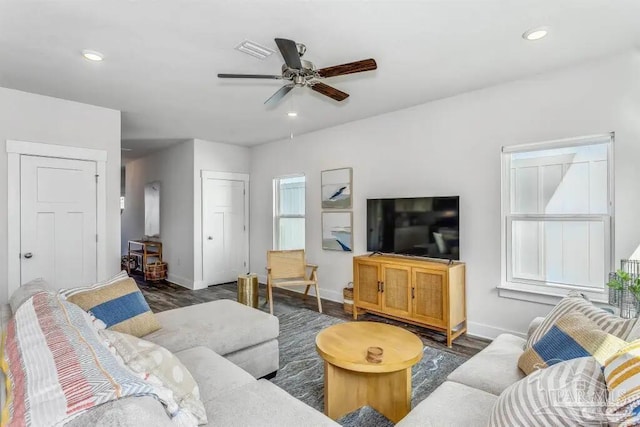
[1,0,639,147]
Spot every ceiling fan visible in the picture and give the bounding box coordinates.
[217,38,377,105]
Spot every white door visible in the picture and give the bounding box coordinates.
[202,178,247,285]
[20,155,98,289]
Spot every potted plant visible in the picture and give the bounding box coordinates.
[607,269,640,318]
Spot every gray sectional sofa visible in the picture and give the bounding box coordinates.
[4,290,601,426]
[1,298,338,426]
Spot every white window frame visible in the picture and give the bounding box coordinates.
[273,174,306,250]
[499,133,615,304]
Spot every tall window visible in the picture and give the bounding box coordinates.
[501,134,613,301]
[274,175,306,250]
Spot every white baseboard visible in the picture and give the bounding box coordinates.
[166,273,195,290]
[192,280,207,290]
[467,321,526,341]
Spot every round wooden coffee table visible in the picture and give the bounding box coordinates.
[315,321,423,422]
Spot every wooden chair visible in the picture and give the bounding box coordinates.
[266,249,322,315]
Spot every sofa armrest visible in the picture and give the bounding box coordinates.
[527,317,545,341]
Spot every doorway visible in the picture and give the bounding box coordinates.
[7,140,107,295]
[201,171,249,286]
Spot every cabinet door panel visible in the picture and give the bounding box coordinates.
[412,268,447,327]
[355,261,380,309]
[381,264,411,317]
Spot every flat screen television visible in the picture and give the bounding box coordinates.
[367,196,460,260]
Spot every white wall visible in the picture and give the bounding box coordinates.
[192,138,250,288]
[0,87,121,304]
[121,140,195,286]
[250,50,640,339]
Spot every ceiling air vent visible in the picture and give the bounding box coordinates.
[235,40,275,60]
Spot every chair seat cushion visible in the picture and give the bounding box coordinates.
[144,299,279,356]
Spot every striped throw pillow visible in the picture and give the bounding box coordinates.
[59,270,130,299]
[527,291,636,348]
[604,340,640,425]
[489,357,608,427]
[67,277,160,337]
[519,312,627,375]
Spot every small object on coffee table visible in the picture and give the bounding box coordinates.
[367,346,383,363]
[316,321,423,423]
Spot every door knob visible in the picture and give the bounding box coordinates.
[23,252,33,259]
[207,236,213,240]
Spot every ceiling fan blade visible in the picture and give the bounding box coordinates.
[316,58,377,78]
[264,84,295,105]
[274,38,302,70]
[218,73,282,79]
[310,82,349,102]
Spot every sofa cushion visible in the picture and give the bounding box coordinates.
[205,379,339,426]
[603,340,640,425]
[100,329,207,424]
[67,277,161,337]
[144,299,279,356]
[396,381,497,427]
[174,346,255,402]
[447,334,526,395]
[489,357,608,427]
[9,278,54,313]
[64,396,174,427]
[518,312,626,375]
[225,339,279,379]
[527,291,635,348]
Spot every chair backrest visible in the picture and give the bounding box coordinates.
[268,250,306,280]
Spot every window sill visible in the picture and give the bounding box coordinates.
[498,282,610,307]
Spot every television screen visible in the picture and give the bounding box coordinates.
[367,196,460,260]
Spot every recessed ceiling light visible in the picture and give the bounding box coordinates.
[287,111,298,117]
[82,49,104,61]
[522,27,549,41]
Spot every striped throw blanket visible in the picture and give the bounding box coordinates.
[1,292,162,426]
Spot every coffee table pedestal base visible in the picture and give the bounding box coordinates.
[323,362,411,423]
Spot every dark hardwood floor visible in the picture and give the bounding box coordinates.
[134,273,488,358]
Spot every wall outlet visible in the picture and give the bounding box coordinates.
[177,258,181,266]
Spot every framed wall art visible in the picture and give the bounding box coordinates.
[322,212,352,252]
[321,167,352,209]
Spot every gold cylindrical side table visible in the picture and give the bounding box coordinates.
[237,273,259,308]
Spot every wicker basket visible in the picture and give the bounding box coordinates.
[146,261,167,281]
[343,287,363,315]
